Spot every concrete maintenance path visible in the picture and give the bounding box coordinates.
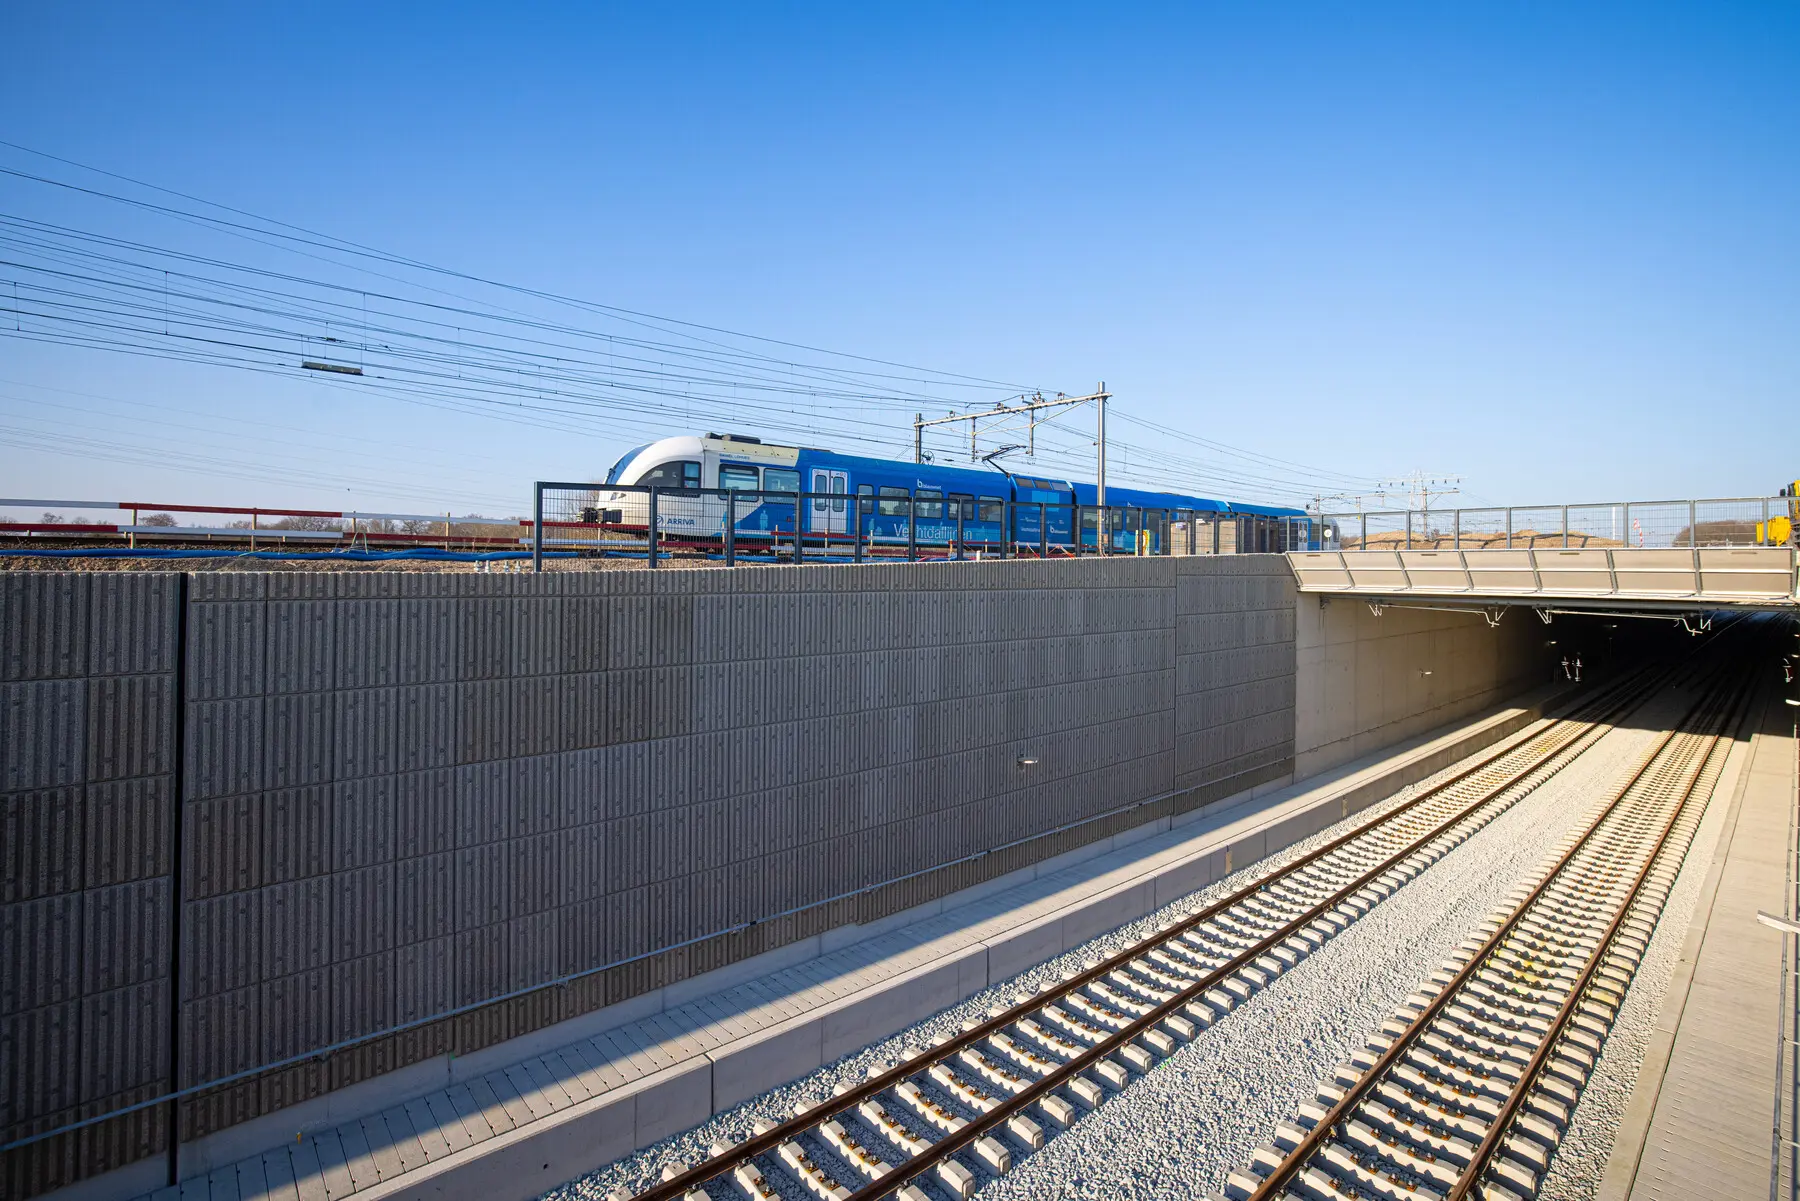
[118,693,1558,1201]
[1601,691,1800,1201]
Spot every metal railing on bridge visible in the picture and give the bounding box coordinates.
[1325,495,1798,552]
[530,481,1320,570]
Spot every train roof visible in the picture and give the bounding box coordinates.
[631,432,1309,515]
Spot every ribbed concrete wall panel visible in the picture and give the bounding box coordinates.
[185,698,264,801]
[2,788,81,903]
[79,980,166,1100]
[261,968,330,1061]
[87,674,174,783]
[335,600,399,690]
[333,951,396,1041]
[266,601,336,695]
[186,602,264,702]
[1,680,87,791]
[80,880,169,994]
[262,785,330,885]
[395,598,461,685]
[333,776,396,870]
[180,986,261,1083]
[85,776,171,888]
[182,890,261,1000]
[396,852,454,943]
[457,599,512,681]
[264,691,332,790]
[394,769,454,860]
[1,998,80,1130]
[263,875,335,977]
[88,573,179,678]
[331,686,398,781]
[1,894,84,1015]
[1,573,88,682]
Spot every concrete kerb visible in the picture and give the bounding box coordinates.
[1594,695,1769,1201]
[334,686,1562,1201]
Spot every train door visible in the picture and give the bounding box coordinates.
[809,468,848,537]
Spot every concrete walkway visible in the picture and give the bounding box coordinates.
[1601,692,1799,1201]
[120,695,1555,1201]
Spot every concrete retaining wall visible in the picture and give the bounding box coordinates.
[1293,594,1551,779]
[4,555,1558,1197]
[2,574,182,1199]
[4,555,1302,1196]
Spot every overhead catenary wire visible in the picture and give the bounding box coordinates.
[0,145,1377,506]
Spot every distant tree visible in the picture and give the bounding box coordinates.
[141,513,178,527]
[269,515,343,532]
[37,512,64,524]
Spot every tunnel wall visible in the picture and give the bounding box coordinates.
[4,556,1303,1196]
[1293,595,1554,779]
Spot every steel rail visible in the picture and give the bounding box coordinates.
[626,672,1664,1201]
[848,672,1719,1201]
[1240,664,1744,1201]
[1443,681,1750,1200]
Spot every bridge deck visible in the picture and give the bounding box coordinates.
[1289,547,1798,613]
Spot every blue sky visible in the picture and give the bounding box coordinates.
[2,3,1795,516]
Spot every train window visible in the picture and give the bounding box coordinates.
[978,496,1004,522]
[914,489,943,519]
[831,475,847,514]
[639,460,701,489]
[878,487,910,516]
[764,468,800,494]
[947,493,974,521]
[720,464,760,491]
[858,484,875,514]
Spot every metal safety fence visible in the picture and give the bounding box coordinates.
[1326,495,1800,552]
[531,482,1320,570]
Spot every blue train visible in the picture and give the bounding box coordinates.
[595,433,1321,553]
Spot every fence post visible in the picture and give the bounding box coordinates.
[1453,509,1460,550]
[725,491,736,567]
[1561,505,1569,549]
[794,493,805,565]
[1001,501,1011,559]
[907,501,917,562]
[646,489,659,568]
[1405,511,1412,551]
[954,505,965,560]
[532,483,544,573]
[1689,498,1698,550]
[1505,508,1512,550]
[852,496,863,564]
[1622,502,1630,550]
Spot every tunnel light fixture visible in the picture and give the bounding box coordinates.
[1016,756,1040,768]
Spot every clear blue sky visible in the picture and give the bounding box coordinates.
[2,2,1794,517]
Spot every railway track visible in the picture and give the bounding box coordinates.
[1214,655,1753,1201]
[605,651,1716,1201]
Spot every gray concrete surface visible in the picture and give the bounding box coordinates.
[1598,691,1798,1201]
[2,555,1551,1198]
[133,689,1555,1201]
